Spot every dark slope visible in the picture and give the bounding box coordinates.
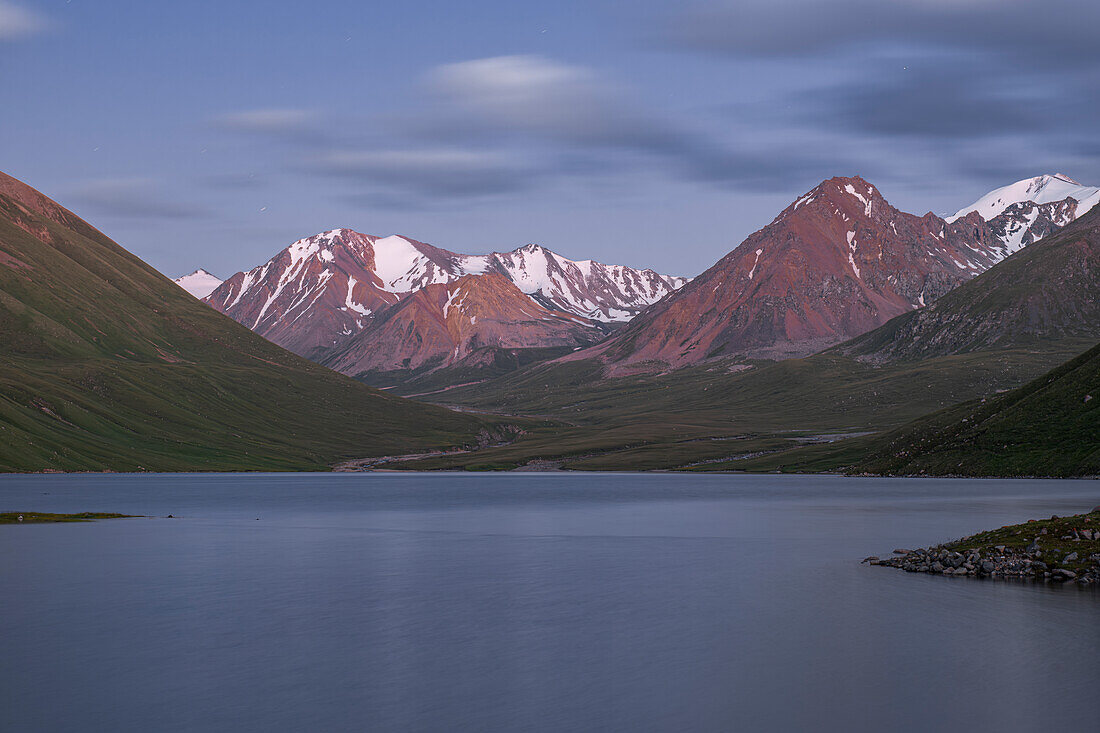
[0,171,502,472]
[842,204,1100,362]
[853,341,1100,477]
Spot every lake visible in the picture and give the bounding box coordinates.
[1,473,1097,732]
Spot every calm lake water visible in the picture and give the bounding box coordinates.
[1,473,1098,732]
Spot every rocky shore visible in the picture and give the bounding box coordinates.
[863,508,1100,586]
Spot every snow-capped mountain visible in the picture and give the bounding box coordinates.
[173,269,223,299]
[467,244,687,322]
[205,228,684,360]
[323,272,604,378]
[566,176,1023,371]
[947,173,1100,223]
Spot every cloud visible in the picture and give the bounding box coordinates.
[426,56,688,153]
[70,178,207,219]
[419,55,839,190]
[212,108,320,137]
[311,148,533,199]
[813,65,1050,140]
[659,0,1100,183]
[666,0,1100,64]
[0,1,47,41]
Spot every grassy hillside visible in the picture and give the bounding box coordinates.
[0,172,508,472]
[852,341,1100,477]
[384,343,1083,471]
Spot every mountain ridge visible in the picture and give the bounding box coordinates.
[205,228,685,363]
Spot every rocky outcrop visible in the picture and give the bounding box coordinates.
[864,510,1100,586]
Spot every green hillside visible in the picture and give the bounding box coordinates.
[0,172,507,472]
[852,341,1100,477]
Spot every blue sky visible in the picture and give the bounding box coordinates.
[3,0,1099,278]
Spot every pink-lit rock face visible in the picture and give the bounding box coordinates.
[323,272,604,377]
[571,176,1036,371]
[205,229,683,363]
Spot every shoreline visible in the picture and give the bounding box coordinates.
[864,509,1100,586]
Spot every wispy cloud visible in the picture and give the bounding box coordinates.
[0,1,48,41]
[70,178,207,220]
[311,149,532,199]
[419,55,838,189]
[212,108,321,138]
[665,0,1100,63]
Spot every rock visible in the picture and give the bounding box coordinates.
[1026,540,1040,553]
[1092,505,1100,514]
[1040,528,1048,535]
[1051,569,1077,581]
[861,556,879,564]
[1063,552,1079,563]
[981,560,995,574]
[931,561,945,573]
[893,549,912,555]
[994,545,1006,553]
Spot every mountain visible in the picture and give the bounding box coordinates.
[173,268,223,298]
[566,176,1019,372]
[855,340,1100,477]
[322,272,603,382]
[841,203,1100,363]
[205,229,684,361]
[0,171,507,472]
[946,173,1100,223]
[470,243,687,321]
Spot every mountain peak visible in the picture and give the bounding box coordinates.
[947,173,1100,223]
[173,268,224,299]
[781,175,884,221]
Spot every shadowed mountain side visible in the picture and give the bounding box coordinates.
[840,204,1100,362]
[852,340,1100,477]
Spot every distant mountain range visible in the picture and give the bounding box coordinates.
[565,174,1091,372]
[201,229,684,377]
[185,172,1095,384]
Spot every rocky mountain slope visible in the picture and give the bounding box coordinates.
[566,176,1027,371]
[173,268,223,298]
[323,272,603,381]
[842,204,1100,362]
[0,171,504,471]
[205,229,684,361]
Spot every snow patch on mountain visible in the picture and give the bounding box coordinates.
[947,174,1100,223]
[173,269,223,299]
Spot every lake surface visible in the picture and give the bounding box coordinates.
[1,473,1098,732]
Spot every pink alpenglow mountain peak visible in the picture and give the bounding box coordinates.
[204,228,686,361]
[173,269,224,299]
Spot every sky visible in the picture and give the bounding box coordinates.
[3,0,1100,280]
